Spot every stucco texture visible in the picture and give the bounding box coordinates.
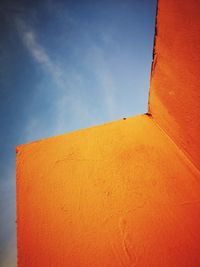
[16,0,200,266]
[16,115,200,266]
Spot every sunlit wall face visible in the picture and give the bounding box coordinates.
[0,0,156,266]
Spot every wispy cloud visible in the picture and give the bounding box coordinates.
[87,45,118,120]
[0,1,155,266]
[15,19,64,87]
[14,19,96,137]
[14,16,120,140]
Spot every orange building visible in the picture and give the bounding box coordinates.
[16,0,200,266]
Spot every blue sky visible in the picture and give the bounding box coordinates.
[0,0,156,265]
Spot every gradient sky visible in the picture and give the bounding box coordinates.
[0,0,156,265]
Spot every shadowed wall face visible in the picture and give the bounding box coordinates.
[149,0,200,169]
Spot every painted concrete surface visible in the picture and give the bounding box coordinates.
[16,0,200,266]
[149,0,200,170]
[16,115,200,266]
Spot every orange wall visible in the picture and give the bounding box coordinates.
[16,0,200,266]
[17,115,200,266]
[149,0,200,170]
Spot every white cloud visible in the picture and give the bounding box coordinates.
[87,45,118,120]
[14,19,96,137]
[15,19,64,87]
[14,18,119,133]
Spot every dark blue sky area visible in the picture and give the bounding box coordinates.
[0,0,156,265]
